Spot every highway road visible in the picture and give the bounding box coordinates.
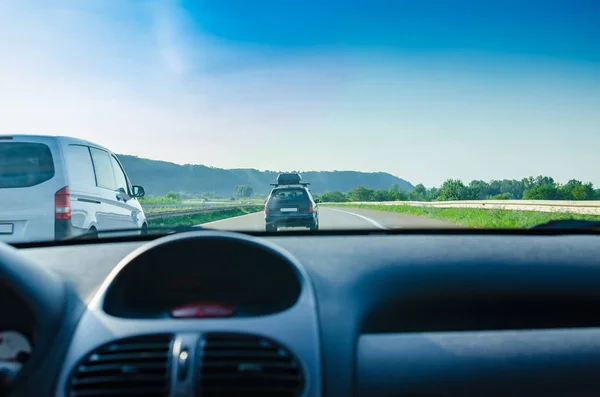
[200,207,461,231]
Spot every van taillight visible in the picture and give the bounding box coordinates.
[309,201,314,213]
[55,186,71,220]
[264,202,270,214]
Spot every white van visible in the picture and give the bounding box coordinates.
[0,135,147,243]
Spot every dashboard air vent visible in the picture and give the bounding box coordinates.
[68,334,173,397]
[198,333,305,397]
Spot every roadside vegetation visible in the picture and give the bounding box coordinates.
[139,189,265,214]
[334,203,600,229]
[148,207,263,228]
[139,191,183,205]
[140,176,600,208]
[316,176,600,203]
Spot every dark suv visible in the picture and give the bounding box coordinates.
[264,185,319,232]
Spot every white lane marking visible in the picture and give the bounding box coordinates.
[198,212,262,226]
[326,208,388,230]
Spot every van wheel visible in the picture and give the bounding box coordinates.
[309,222,319,231]
[88,227,98,239]
[141,223,148,235]
[266,224,277,232]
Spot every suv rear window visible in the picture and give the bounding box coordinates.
[0,142,55,188]
[271,188,309,201]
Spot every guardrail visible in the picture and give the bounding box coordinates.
[327,200,600,215]
[144,204,262,220]
[142,203,218,209]
[142,202,257,209]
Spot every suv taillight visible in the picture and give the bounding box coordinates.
[55,186,71,220]
[264,201,270,214]
[309,201,314,213]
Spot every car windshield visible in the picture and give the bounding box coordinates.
[0,1,599,243]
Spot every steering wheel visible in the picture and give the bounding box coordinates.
[0,242,83,397]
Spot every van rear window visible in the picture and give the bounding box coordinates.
[0,143,55,188]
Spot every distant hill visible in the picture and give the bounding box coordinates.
[118,155,414,197]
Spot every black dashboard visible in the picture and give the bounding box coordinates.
[2,230,600,396]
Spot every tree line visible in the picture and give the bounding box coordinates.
[316,176,600,203]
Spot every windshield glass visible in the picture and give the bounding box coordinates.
[0,1,599,243]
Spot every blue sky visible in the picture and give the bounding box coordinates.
[0,0,598,187]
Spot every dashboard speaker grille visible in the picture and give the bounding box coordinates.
[68,334,173,397]
[198,333,305,397]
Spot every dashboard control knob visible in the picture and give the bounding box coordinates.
[177,349,189,381]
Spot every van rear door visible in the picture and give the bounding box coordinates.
[0,138,65,243]
[62,144,103,233]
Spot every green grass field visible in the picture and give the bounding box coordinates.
[148,207,263,228]
[327,203,600,228]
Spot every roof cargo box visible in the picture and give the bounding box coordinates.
[277,173,302,185]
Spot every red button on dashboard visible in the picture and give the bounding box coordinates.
[171,302,236,318]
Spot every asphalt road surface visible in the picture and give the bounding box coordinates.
[200,207,461,231]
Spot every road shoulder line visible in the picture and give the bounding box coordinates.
[326,208,388,230]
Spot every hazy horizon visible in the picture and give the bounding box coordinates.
[1,0,598,187]
[117,151,595,190]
